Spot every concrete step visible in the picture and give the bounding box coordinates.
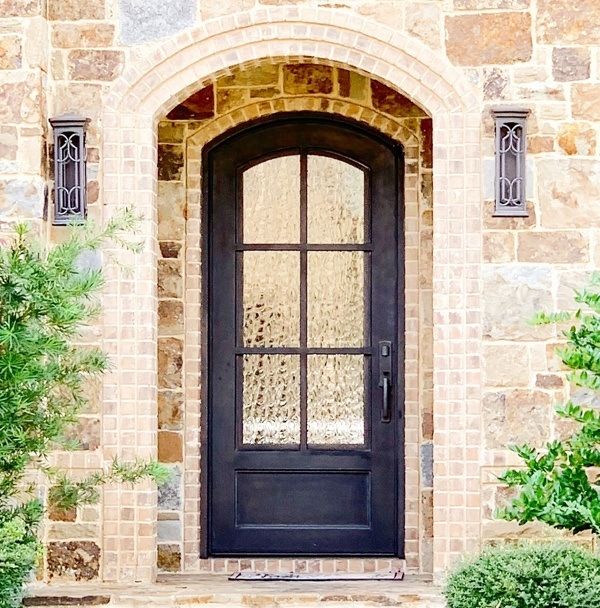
[26,574,444,608]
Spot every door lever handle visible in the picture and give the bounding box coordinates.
[378,341,392,423]
[381,374,391,422]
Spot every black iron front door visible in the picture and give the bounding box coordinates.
[207,114,403,556]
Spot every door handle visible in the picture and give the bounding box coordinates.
[379,341,392,423]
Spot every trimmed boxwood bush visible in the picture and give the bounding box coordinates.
[0,508,40,608]
[445,543,600,608]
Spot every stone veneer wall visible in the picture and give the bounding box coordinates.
[154,62,434,574]
[0,0,598,584]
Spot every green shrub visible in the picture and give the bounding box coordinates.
[0,212,169,604]
[0,506,41,608]
[497,273,600,535]
[445,543,600,608]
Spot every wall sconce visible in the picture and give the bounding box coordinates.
[492,107,529,217]
[49,114,90,225]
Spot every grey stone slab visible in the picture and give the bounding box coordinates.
[158,465,181,510]
[420,443,433,488]
[119,0,196,46]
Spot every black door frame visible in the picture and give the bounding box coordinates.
[199,112,406,558]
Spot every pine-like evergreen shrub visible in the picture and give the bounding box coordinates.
[445,543,600,608]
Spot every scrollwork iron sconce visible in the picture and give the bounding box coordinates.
[492,107,529,217]
[49,114,90,225]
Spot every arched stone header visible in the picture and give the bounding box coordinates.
[100,6,483,582]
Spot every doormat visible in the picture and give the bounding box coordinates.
[229,570,405,581]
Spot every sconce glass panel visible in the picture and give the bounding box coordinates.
[492,107,529,217]
[50,114,90,225]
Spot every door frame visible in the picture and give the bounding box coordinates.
[199,112,406,558]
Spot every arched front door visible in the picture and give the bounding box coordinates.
[205,114,404,556]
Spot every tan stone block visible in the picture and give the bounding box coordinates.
[0,77,38,124]
[87,180,99,204]
[24,17,48,71]
[0,0,40,16]
[0,35,21,70]
[52,83,104,124]
[535,374,564,389]
[537,0,600,44]
[51,50,65,80]
[249,87,279,99]
[515,83,564,101]
[546,342,568,372]
[484,343,529,387]
[48,506,76,522]
[68,50,124,81]
[552,47,591,82]
[0,126,17,160]
[158,390,183,430]
[419,229,432,289]
[158,122,186,144]
[158,337,183,389]
[201,0,254,19]
[405,2,441,49]
[483,389,552,449]
[446,13,532,65]
[158,144,184,181]
[538,159,600,228]
[51,23,115,48]
[283,64,334,95]
[219,64,280,87]
[483,231,514,263]
[158,182,185,241]
[216,88,247,114]
[158,260,183,299]
[337,69,368,102]
[82,376,101,414]
[528,135,554,154]
[483,265,554,341]
[64,417,101,451]
[371,80,426,118]
[357,3,405,31]
[517,231,588,264]
[48,0,105,20]
[573,84,600,120]
[557,123,596,156]
[454,0,529,8]
[48,523,99,540]
[158,431,183,463]
[556,269,591,310]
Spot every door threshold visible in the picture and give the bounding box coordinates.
[229,570,405,581]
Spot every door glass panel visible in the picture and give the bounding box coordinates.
[307,251,365,347]
[307,355,365,445]
[243,155,300,243]
[243,251,300,347]
[243,354,300,445]
[307,155,365,244]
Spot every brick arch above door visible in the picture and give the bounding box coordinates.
[100,6,483,583]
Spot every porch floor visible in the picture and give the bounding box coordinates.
[26,574,444,607]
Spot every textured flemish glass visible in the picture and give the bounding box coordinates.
[307,155,365,243]
[243,251,300,347]
[243,155,301,243]
[307,252,365,347]
[307,355,365,445]
[243,355,300,444]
